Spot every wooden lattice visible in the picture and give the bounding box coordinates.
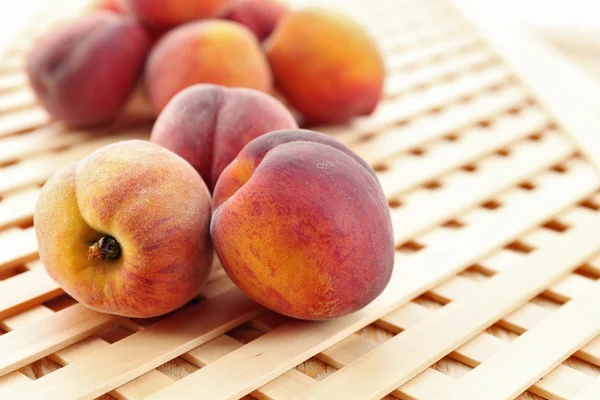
[2,0,600,399]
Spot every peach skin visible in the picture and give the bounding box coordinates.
[97,0,129,13]
[224,0,288,41]
[26,12,151,127]
[146,20,272,113]
[151,84,297,190]
[265,9,385,124]
[124,0,231,28]
[34,140,213,318]
[211,129,394,320]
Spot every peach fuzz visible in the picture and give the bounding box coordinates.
[265,9,385,124]
[25,12,151,127]
[124,0,231,27]
[151,84,297,190]
[34,140,213,318]
[224,0,288,41]
[146,20,272,113]
[211,130,394,320]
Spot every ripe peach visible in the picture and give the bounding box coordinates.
[97,0,129,13]
[34,140,213,318]
[224,0,287,41]
[211,130,394,320]
[26,12,151,127]
[124,0,231,28]
[146,20,272,113]
[265,9,385,124]
[151,84,297,190]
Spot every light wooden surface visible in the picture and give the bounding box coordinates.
[2,0,600,399]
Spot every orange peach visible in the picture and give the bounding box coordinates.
[224,0,287,41]
[151,84,297,190]
[146,20,272,113]
[34,140,213,318]
[265,9,385,124]
[97,0,129,13]
[124,0,231,28]
[26,12,151,127]
[211,130,394,320]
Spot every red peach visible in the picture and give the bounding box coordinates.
[211,129,394,320]
[151,84,297,190]
[224,0,288,41]
[26,12,151,127]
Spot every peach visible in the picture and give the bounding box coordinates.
[26,12,151,127]
[265,9,385,124]
[146,20,272,113]
[97,0,129,13]
[224,0,287,41]
[124,0,231,27]
[151,84,297,190]
[34,140,213,318]
[211,130,394,320]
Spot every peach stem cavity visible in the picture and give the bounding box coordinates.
[88,236,121,261]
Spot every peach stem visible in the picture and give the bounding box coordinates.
[88,236,121,261]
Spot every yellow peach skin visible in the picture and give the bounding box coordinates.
[211,130,394,320]
[124,0,231,27]
[34,140,213,318]
[146,20,272,113]
[265,9,385,124]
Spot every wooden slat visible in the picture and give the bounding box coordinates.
[21,288,261,399]
[298,212,600,400]
[0,129,148,195]
[380,278,596,398]
[181,334,316,400]
[387,35,480,73]
[0,304,114,376]
[0,74,26,94]
[146,161,598,400]
[0,307,176,400]
[390,133,572,242]
[0,188,40,230]
[0,276,240,400]
[0,90,36,114]
[0,266,61,321]
[319,67,512,139]
[380,20,468,52]
[384,50,495,97]
[0,272,236,377]
[429,279,600,400]
[574,377,600,400]
[0,123,85,165]
[0,228,37,272]
[0,371,32,392]
[318,332,456,399]
[353,86,529,164]
[377,108,550,198]
[0,107,50,138]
